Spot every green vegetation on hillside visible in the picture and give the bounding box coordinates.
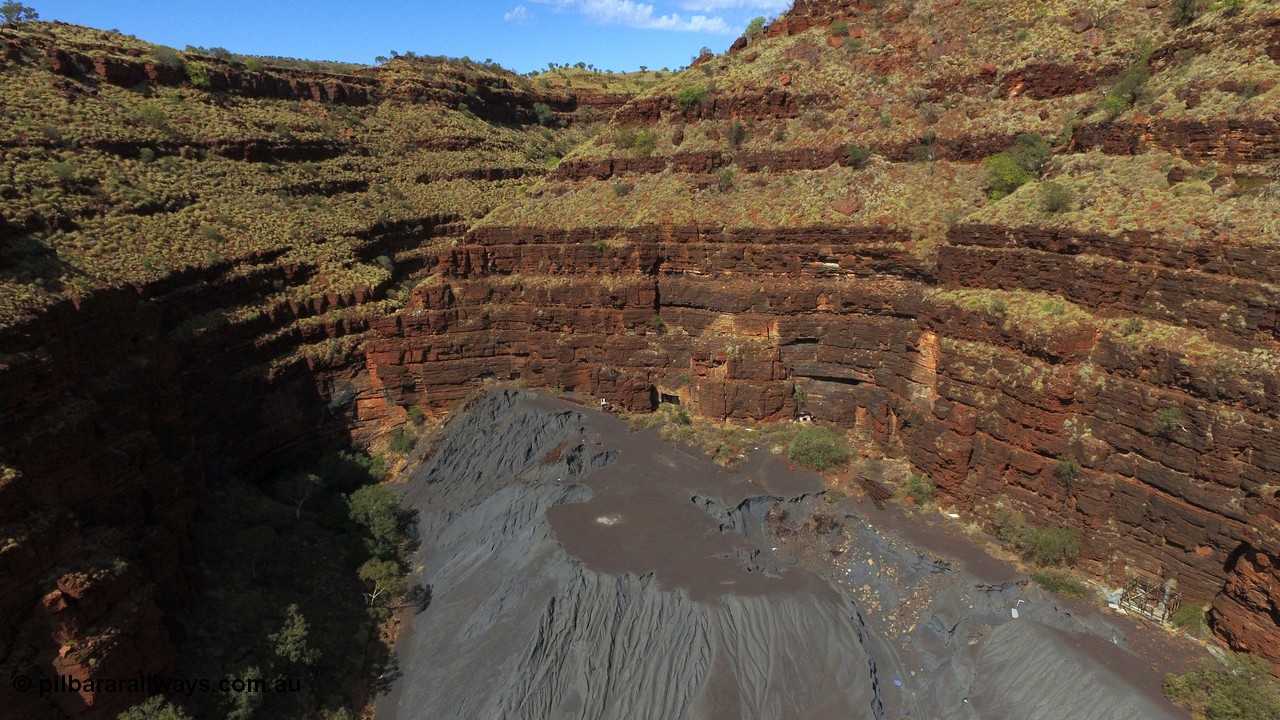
[167,447,415,719]
[0,21,615,331]
[996,510,1082,566]
[788,425,850,472]
[1163,654,1280,720]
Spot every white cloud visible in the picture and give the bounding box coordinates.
[533,0,736,33]
[678,0,790,12]
[504,4,532,22]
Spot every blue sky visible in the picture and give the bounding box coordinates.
[34,1,792,73]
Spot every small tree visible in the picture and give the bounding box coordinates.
[358,558,407,609]
[532,102,555,127]
[901,474,936,504]
[847,144,871,169]
[676,85,707,113]
[633,129,657,156]
[148,46,185,70]
[185,62,212,89]
[0,2,38,25]
[388,428,415,454]
[1164,653,1280,719]
[1053,455,1080,484]
[746,16,766,38]
[1154,408,1186,437]
[348,484,406,559]
[983,153,1031,199]
[1098,61,1150,120]
[224,666,264,720]
[270,604,321,666]
[1171,0,1200,26]
[715,167,735,192]
[275,472,323,518]
[728,120,746,149]
[1040,181,1075,213]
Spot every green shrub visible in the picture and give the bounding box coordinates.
[728,120,746,149]
[533,102,555,127]
[715,168,735,191]
[901,473,935,504]
[1155,408,1185,437]
[138,147,157,163]
[407,407,426,426]
[746,16,766,38]
[1031,569,1089,597]
[1053,455,1080,484]
[614,127,637,149]
[788,426,850,472]
[982,133,1052,198]
[388,428,415,454]
[612,182,633,197]
[983,153,1032,200]
[1172,604,1209,636]
[1009,133,1052,172]
[148,46,186,70]
[136,101,168,129]
[347,485,407,559]
[997,511,1082,566]
[633,130,657,156]
[1043,299,1066,316]
[802,108,828,129]
[50,161,75,184]
[1171,0,1200,26]
[830,21,849,36]
[677,85,707,113]
[38,123,63,144]
[648,314,666,332]
[198,224,223,243]
[847,144,871,168]
[243,56,265,72]
[1040,181,1075,213]
[1163,654,1280,720]
[1100,61,1150,120]
[186,62,212,89]
[1121,317,1145,335]
[906,144,933,162]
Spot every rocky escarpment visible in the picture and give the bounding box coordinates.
[362,203,1280,666]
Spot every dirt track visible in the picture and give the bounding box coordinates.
[378,390,1204,719]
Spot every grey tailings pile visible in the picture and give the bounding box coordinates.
[378,390,1185,720]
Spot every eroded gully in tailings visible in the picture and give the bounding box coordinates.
[379,390,1188,720]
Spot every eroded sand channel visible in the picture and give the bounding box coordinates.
[379,390,1192,720]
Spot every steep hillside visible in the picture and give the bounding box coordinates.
[0,21,623,719]
[2,0,1280,716]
